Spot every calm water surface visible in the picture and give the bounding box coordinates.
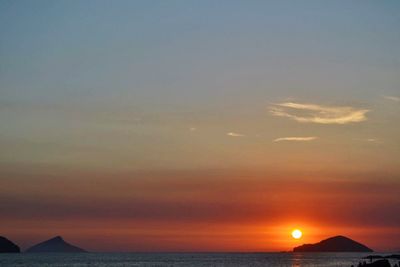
[0,252,394,267]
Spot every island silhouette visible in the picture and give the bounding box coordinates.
[293,235,373,252]
[0,236,20,253]
[26,236,86,253]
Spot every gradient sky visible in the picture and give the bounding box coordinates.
[1,0,399,252]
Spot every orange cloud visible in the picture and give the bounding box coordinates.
[270,102,369,124]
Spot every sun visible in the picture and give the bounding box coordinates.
[291,229,302,239]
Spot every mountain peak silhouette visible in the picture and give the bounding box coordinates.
[26,236,86,253]
[293,235,373,252]
[49,236,63,241]
[0,236,20,253]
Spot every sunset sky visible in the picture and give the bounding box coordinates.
[1,0,399,252]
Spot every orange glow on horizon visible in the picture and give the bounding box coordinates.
[1,169,399,252]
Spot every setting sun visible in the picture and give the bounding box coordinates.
[292,229,302,239]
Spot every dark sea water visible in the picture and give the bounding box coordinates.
[0,252,396,267]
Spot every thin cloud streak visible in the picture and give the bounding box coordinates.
[383,95,400,102]
[270,102,369,124]
[227,132,244,137]
[274,136,318,142]
[363,138,383,144]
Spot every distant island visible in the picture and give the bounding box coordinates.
[26,236,86,253]
[293,235,373,252]
[0,236,20,253]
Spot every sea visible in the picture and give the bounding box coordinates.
[0,252,397,267]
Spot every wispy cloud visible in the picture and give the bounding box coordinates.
[270,102,369,124]
[364,138,383,144]
[383,95,400,102]
[227,132,244,137]
[189,127,197,131]
[354,138,381,143]
[273,136,318,142]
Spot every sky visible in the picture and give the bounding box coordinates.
[0,0,399,252]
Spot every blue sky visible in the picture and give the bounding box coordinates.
[2,0,399,105]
